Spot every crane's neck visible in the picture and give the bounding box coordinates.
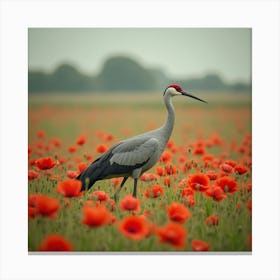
[161,93,175,143]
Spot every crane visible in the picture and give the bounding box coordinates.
[77,84,206,200]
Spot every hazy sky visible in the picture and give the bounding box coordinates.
[29,28,251,83]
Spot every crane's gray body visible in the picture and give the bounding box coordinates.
[77,89,176,192]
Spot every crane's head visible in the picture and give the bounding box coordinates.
[164,84,207,103]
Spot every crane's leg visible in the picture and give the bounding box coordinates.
[131,168,141,198]
[132,178,138,198]
[113,176,128,201]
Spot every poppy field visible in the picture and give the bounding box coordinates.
[28,93,252,252]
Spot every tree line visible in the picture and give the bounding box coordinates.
[28,56,251,94]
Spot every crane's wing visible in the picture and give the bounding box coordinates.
[77,137,159,190]
[110,137,159,166]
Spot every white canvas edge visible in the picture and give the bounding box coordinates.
[0,0,279,280]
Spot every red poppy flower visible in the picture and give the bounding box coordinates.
[36,141,44,149]
[111,215,117,224]
[76,136,86,146]
[181,187,194,197]
[210,133,223,145]
[220,163,233,174]
[97,130,106,139]
[166,202,191,223]
[247,199,252,213]
[77,162,88,173]
[171,145,179,153]
[179,178,188,188]
[188,173,210,192]
[38,234,73,251]
[165,163,177,175]
[84,200,99,208]
[58,157,66,165]
[28,206,37,219]
[50,137,62,147]
[68,145,77,153]
[37,130,46,138]
[160,151,172,163]
[205,170,218,181]
[156,222,187,249]
[214,176,238,194]
[144,185,164,198]
[247,182,252,192]
[140,173,158,182]
[118,215,150,240]
[178,155,187,164]
[205,186,227,202]
[119,195,141,213]
[234,164,249,175]
[106,198,116,212]
[28,194,40,218]
[29,159,36,166]
[57,179,83,197]
[82,205,112,227]
[205,215,220,226]
[36,157,56,170]
[192,145,205,155]
[238,145,246,154]
[111,178,122,188]
[28,193,39,207]
[203,154,214,162]
[85,153,93,161]
[36,194,60,218]
[67,170,79,179]
[183,195,195,207]
[167,139,175,149]
[105,134,114,141]
[140,173,149,181]
[92,190,110,202]
[156,166,166,176]
[224,159,237,167]
[28,169,40,180]
[96,144,108,153]
[192,239,210,251]
[163,176,171,187]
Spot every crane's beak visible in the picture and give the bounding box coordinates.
[181,91,207,103]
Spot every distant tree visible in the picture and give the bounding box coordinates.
[29,64,98,93]
[230,82,251,92]
[49,64,90,92]
[28,71,49,93]
[99,56,156,91]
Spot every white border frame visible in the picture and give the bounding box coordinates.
[1,0,279,279]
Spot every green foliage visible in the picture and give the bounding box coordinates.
[28,56,251,94]
[100,56,156,91]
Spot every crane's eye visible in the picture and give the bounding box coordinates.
[175,86,182,92]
